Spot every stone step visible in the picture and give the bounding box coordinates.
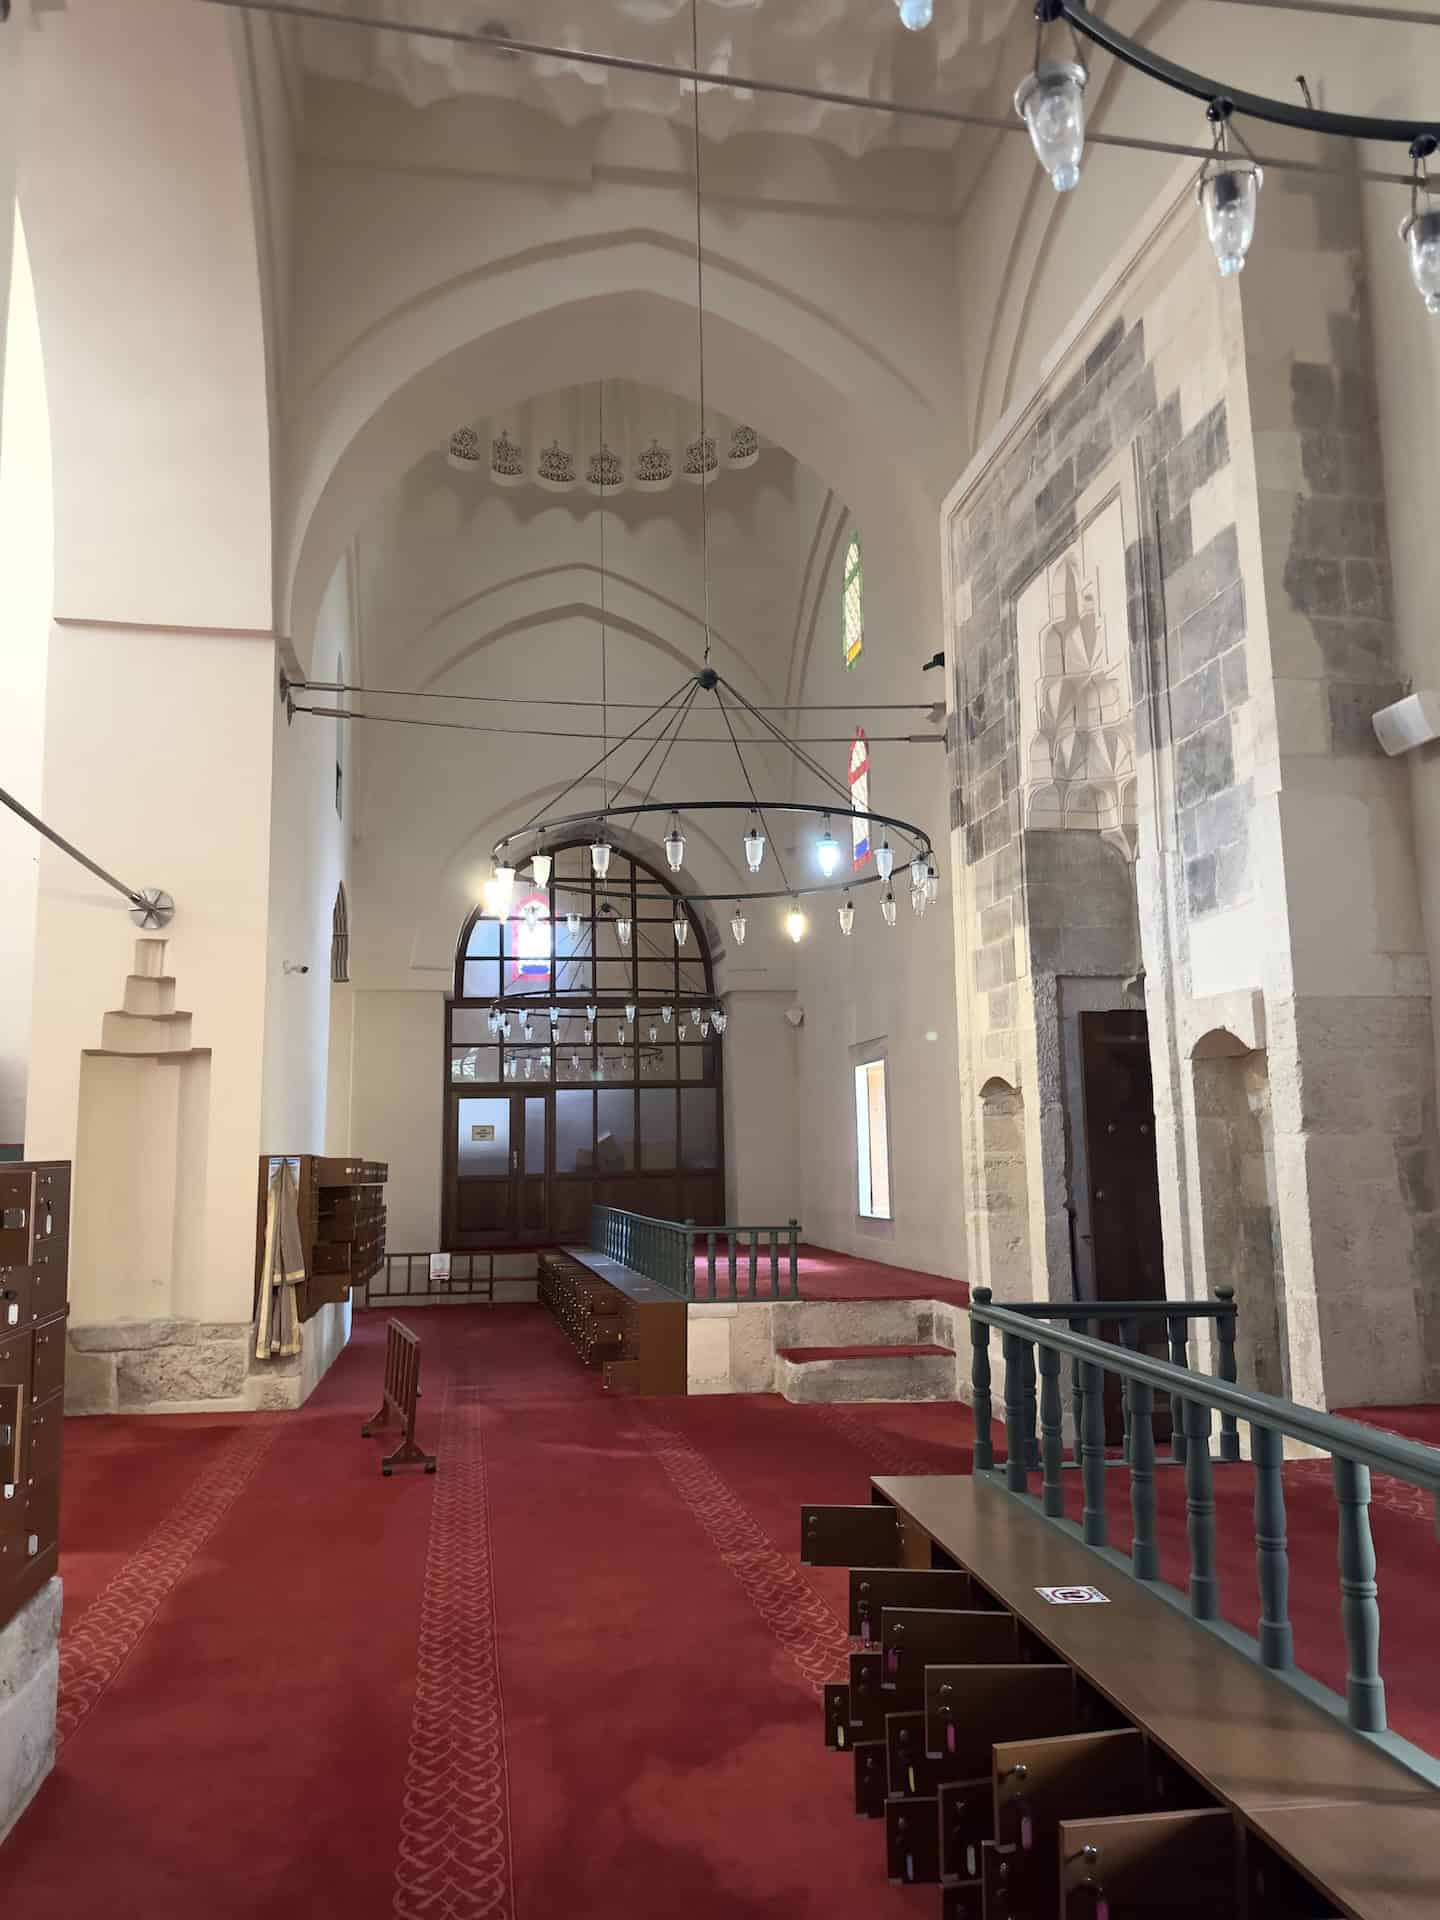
[771,1298,940,1348]
[776,1341,958,1405]
[122,974,177,1016]
[99,1009,194,1053]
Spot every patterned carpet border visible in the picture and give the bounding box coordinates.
[812,1402,967,1480]
[635,1412,849,1691]
[57,1421,280,1747]
[393,1388,515,1920]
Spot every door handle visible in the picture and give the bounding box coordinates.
[511,1149,519,1173]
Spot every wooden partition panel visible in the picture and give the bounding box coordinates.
[992,1728,1150,1920]
[925,1662,1077,1767]
[848,1566,983,1641]
[1058,1808,1239,1916]
[885,1796,941,1885]
[801,1504,901,1568]
[938,1778,992,1885]
[880,1607,1017,1690]
[853,1740,887,1819]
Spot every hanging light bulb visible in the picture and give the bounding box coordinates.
[664,812,686,872]
[523,1057,534,1080]
[589,837,612,879]
[673,905,690,948]
[566,909,582,938]
[584,1025,593,1044]
[1197,101,1262,278]
[895,0,933,25]
[492,863,516,912]
[910,855,928,894]
[882,889,898,928]
[730,903,748,946]
[649,1025,659,1043]
[500,1011,512,1037]
[616,1025,626,1046]
[662,1005,674,1025]
[786,901,808,944]
[487,1005,501,1037]
[616,914,632,948]
[625,1003,637,1025]
[1015,59,1088,193]
[816,815,841,878]
[700,1018,711,1037]
[712,1007,728,1035]
[531,851,552,889]
[876,840,895,882]
[912,883,928,918]
[1401,136,1440,315]
[587,1003,598,1025]
[522,1019,534,1041]
[743,813,766,874]
[924,860,940,906]
[548,1004,560,1028]
[838,896,856,937]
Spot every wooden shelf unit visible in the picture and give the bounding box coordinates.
[0,1160,70,1633]
[255,1155,389,1322]
[537,1248,687,1395]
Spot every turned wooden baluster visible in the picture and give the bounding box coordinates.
[1168,1313,1190,1464]
[1080,1358,1108,1547]
[1184,1398,1218,1620]
[1039,1344,1065,1519]
[1215,1287,1241,1462]
[1333,1453,1387,1733]
[1128,1375,1159,1579]
[970,1290,995,1472]
[1003,1330,1029,1494]
[1252,1421,1294,1669]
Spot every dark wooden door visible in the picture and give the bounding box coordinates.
[448,1092,547,1244]
[1079,1012,1167,1442]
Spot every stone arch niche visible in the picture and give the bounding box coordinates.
[979,1076,1031,1292]
[1191,1027,1286,1397]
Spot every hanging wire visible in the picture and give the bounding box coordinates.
[714,684,792,893]
[289,702,941,746]
[598,379,609,807]
[690,0,714,668]
[289,679,938,713]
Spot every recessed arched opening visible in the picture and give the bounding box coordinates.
[443,840,724,1247]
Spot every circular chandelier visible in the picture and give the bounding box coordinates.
[902,0,1440,313]
[487,666,939,946]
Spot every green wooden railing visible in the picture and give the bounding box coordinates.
[588,1206,802,1301]
[969,1288,1440,1771]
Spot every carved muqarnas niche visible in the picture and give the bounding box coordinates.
[1018,500,1137,855]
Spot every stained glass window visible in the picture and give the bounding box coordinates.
[842,532,863,669]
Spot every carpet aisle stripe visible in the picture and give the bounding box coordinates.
[56,1420,280,1747]
[394,1385,516,1920]
[813,1402,957,1478]
[635,1411,849,1690]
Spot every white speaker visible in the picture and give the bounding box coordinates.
[1372,691,1440,756]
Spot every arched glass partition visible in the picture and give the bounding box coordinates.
[444,842,724,1246]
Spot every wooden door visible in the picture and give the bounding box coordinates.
[449,1092,548,1243]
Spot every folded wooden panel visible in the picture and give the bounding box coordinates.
[879,1606,1018,1691]
[1057,1808,1239,1917]
[885,1795,940,1885]
[925,1661,1077,1767]
[800,1502,902,1568]
[992,1728,1150,1920]
[848,1566,987,1642]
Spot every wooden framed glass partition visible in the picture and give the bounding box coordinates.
[442,843,725,1247]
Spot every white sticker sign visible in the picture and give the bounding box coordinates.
[1036,1584,1110,1606]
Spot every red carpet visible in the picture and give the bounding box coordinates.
[5,1309,1435,1917]
[692,1241,968,1303]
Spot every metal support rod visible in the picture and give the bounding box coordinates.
[0,785,173,927]
[204,0,1433,186]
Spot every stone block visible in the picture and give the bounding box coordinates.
[1176,576,1245,682]
[1166,401,1229,506]
[69,1320,177,1352]
[1329,680,1402,755]
[1290,362,1335,430]
[0,1581,59,1847]
[63,1348,117,1414]
[1175,717,1236,812]
[1171,661,1224,742]
[1284,552,1345,618]
[1220,644,1249,712]
[1186,854,1217,916]
[1061,924,1138,975]
[115,1336,248,1408]
[1215,835,1252,909]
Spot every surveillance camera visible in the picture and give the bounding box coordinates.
[282,962,311,976]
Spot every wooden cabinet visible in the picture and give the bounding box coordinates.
[254,1155,388,1322]
[537,1250,687,1394]
[0,1161,70,1634]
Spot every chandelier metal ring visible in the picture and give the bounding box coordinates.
[493,800,933,905]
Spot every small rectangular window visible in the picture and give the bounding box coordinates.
[854,1059,891,1219]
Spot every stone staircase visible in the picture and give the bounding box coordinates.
[769,1297,964,1405]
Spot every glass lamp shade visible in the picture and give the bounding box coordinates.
[486,1006,500,1036]
[616,915,632,948]
[700,1019,711,1038]
[816,819,841,878]
[566,910,582,937]
[625,1003,637,1024]
[881,889,898,928]
[523,1058,534,1080]
[911,883,928,918]
[492,864,516,910]
[649,1025,659,1043]
[673,909,690,948]
[909,855,927,893]
[1015,60,1088,193]
[838,898,856,936]
[664,814,686,872]
[743,820,766,873]
[876,841,895,882]
[499,1012,512,1037]
[586,1003,598,1024]
[712,1008,728,1035]
[897,0,933,26]
[662,1005,674,1025]
[1199,163,1262,276]
[616,1026,626,1046]
[924,862,940,905]
[531,851,552,888]
[785,903,808,944]
[730,904,748,945]
[548,1005,560,1027]
[571,1053,581,1072]
[1402,206,1440,314]
[589,838,613,879]
[584,1026,593,1044]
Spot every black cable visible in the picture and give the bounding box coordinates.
[714,683,791,894]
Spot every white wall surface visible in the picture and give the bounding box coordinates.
[349,989,444,1251]
[0,215,51,1147]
